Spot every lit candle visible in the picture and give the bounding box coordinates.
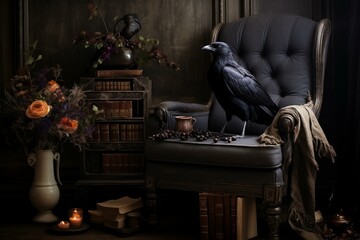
[57,220,70,230]
[69,216,82,228]
[69,208,83,228]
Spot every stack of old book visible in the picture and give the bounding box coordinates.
[88,196,143,230]
[199,193,257,240]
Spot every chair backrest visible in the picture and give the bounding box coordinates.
[207,14,331,135]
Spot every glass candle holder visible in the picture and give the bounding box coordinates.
[57,220,70,230]
[69,208,83,228]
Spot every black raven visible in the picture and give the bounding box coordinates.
[115,14,141,40]
[202,41,279,137]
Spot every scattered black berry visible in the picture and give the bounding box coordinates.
[150,129,238,144]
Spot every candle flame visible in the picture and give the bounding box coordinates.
[72,213,81,219]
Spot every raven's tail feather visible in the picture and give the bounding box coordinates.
[259,105,278,118]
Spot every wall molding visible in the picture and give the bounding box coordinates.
[17,0,29,68]
[212,0,225,24]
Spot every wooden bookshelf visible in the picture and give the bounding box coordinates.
[78,76,151,186]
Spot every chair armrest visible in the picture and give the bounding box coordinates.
[277,111,298,196]
[154,101,210,131]
[277,112,297,137]
[313,18,331,117]
[157,101,209,113]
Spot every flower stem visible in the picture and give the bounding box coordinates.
[98,8,109,33]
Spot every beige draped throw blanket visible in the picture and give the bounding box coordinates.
[258,102,336,240]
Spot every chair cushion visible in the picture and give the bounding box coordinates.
[145,135,282,169]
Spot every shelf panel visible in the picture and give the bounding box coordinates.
[86,91,145,100]
[94,118,144,122]
[76,178,145,186]
[80,173,144,178]
[86,142,144,151]
[91,99,145,119]
[83,151,144,176]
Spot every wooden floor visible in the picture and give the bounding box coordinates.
[0,196,300,240]
[0,188,307,240]
[0,219,297,240]
[0,223,199,240]
[1,190,358,240]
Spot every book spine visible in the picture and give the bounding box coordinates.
[95,81,102,91]
[124,100,133,118]
[230,195,237,240]
[207,193,215,240]
[109,154,116,174]
[120,123,126,141]
[102,153,110,174]
[122,154,129,173]
[104,81,110,91]
[119,100,125,118]
[112,101,120,119]
[95,70,120,77]
[109,123,120,142]
[100,153,144,174]
[133,123,139,141]
[126,124,132,141]
[129,154,135,173]
[214,194,224,240]
[116,100,133,118]
[99,123,110,142]
[92,79,133,91]
[95,69,142,78]
[116,154,123,174]
[223,194,231,240]
[199,193,209,240]
[104,101,111,118]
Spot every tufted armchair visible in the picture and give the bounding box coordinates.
[145,14,331,239]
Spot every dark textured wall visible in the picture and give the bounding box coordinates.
[1,0,339,222]
[25,0,214,106]
[16,0,323,106]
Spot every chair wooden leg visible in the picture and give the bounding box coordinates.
[263,184,283,240]
[264,203,282,240]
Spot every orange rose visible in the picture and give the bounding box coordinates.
[58,117,79,134]
[46,80,65,102]
[47,80,60,92]
[26,100,51,118]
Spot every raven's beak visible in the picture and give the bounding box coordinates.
[202,45,215,52]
